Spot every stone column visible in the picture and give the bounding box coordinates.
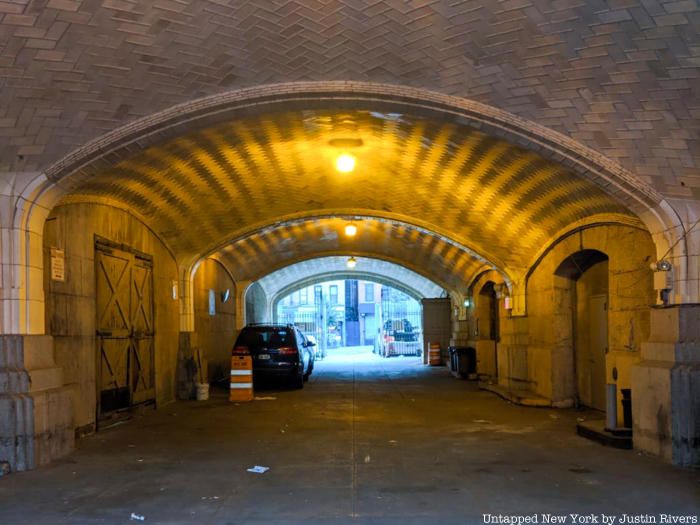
[0,335,74,472]
[632,305,700,466]
[235,280,253,330]
[0,173,75,472]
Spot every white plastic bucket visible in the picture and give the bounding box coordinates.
[196,382,210,401]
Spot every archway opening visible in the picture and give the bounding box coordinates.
[555,249,610,412]
[274,278,424,365]
[476,281,501,380]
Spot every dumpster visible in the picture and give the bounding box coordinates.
[448,346,476,379]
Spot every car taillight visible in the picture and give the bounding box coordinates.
[233,346,250,355]
[278,346,298,356]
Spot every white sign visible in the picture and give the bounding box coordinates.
[50,247,65,282]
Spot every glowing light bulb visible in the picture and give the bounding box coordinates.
[346,256,357,269]
[344,223,357,237]
[335,153,356,173]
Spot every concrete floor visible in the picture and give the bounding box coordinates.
[1,349,698,525]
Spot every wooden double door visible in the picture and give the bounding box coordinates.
[95,241,155,421]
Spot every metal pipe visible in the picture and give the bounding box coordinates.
[606,383,617,431]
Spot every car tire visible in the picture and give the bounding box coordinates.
[290,370,304,389]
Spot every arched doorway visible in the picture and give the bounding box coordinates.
[555,250,609,411]
[477,281,500,379]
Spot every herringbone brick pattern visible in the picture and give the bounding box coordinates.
[1,1,698,198]
[59,110,636,282]
[216,217,487,293]
[253,256,444,298]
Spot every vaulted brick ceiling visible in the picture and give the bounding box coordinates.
[255,257,445,301]
[60,109,637,285]
[1,1,698,199]
[213,216,491,293]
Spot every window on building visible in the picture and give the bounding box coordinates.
[300,287,308,305]
[330,285,338,305]
[291,291,299,305]
[314,285,322,305]
[364,283,374,302]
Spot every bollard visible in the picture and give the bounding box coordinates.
[605,383,617,431]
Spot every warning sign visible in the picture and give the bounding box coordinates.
[50,247,65,282]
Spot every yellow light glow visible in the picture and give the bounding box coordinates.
[344,223,358,237]
[346,256,357,269]
[335,153,356,173]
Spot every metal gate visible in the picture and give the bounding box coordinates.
[95,240,155,421]
[378,288,423,357]
[277,308,325,357]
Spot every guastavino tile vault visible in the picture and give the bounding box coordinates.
[0,2,699,520]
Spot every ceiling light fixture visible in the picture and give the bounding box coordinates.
[346,256,357,269]
[344,223,358,237]
[335,153,356,173]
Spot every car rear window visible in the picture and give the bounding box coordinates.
[238,327,295,349]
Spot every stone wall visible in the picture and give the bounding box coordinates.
[468,224,655,419]
[523,224,655,416]
[192,258,237,384]
[634,305,700,466]
[43,203,179,434]
[245,282,268,324]
[0,335,74,472]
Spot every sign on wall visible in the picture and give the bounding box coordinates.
[50,247,65,282]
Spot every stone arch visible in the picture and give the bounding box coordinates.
[9,81,686,336]
[525,224,655,414]
[272,273,425,310]
[468,269,510,380]
[554,249,610,411]
[245,255,448,322]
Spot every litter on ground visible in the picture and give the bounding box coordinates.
[247,466,269,474]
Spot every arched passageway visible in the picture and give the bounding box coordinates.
[0,82,698,477]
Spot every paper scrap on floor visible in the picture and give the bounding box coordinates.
[247,466,269,474]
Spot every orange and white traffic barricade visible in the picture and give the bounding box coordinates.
[229,355,253,402]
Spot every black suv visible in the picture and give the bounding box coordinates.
[232,324,315,388]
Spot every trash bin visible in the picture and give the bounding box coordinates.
[449,347,476,379]
[448,347,458,375]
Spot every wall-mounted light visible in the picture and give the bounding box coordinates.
[463,297,471,308]
[335,153,356,173]
[504,296,513,310]
[346,256,357,269]
[344,223,358,237]
[652,260,672,272]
